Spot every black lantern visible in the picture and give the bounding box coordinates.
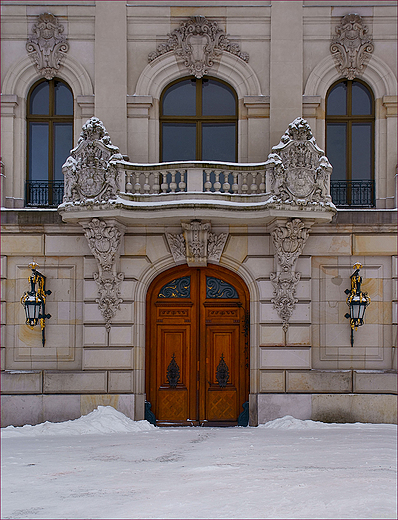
[21,262,51,346]
[344,263,370,347]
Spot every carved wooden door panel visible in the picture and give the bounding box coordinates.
[146,265,249,426]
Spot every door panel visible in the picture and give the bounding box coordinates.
[146,266,249,426]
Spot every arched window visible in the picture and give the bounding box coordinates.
[326,79,375,207]
[160,77,238,162]
[26,78,73,206]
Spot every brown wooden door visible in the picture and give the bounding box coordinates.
[146,265,249,426]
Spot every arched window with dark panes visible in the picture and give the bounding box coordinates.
[26,78,73,207]
[160,77,237,162]
[326,79,375,207]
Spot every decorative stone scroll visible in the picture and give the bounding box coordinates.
[265,118,334,209]
[330,13,374,80]
[26,13,69,80]
[82,218,125,332]
[148,15,249,78]
[62,118,123,207]
[166,221,227,266]
[270,219,311,332]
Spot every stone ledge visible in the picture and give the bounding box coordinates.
[286,370,352,393]
[43,371,107,393]
[353,371,397,394]
[1,370,42,394]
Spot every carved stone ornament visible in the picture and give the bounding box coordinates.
[148,15,249,78]
[270,219,311,332]
[26,13,69,80]
[330,13,374,80]
[62,118,123,208]
[82,218,125,332]
[166,221,227,266]
[265,118,334,210]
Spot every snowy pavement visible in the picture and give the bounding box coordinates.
[1,407,397,519]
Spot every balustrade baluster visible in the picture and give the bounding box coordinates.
[259,170,266,193]
[153,172,160,194]
[125,172,133,193]
[170,171,177,193]
[214,170,221,193]
[204,170,212,192]
[231,172,239,194]
[179,170,186,192]
[250,173,258,194]
[134,172,141,194]
[161,171,168,193]
[241,172,248,194]
[222,171,231,193]
[144,172,151,194]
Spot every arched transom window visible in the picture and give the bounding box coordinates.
[160,77,238,162]
[326,79,375,207]
[26,78,73,206]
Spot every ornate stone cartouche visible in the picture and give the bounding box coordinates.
[330,13,374,80]
[148,15,249,78]
[26,12,69,80]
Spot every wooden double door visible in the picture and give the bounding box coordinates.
[146,265,249,426]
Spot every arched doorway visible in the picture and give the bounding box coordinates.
[146,264,249,426]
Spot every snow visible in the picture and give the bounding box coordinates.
[1,407,396,520]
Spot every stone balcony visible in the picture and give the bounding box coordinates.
[58,117,337,226]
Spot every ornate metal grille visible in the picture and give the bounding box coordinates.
[216,354,229,387]
[25,181,64,207]
[206,277,238,299]
[166,354,180,387]
[330,180,375,207]
[158,276,190,298]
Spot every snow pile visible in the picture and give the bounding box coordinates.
[1,406,154,438]
[258,415,331,430]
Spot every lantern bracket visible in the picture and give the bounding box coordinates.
[344,263,370,347]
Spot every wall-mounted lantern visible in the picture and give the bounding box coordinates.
[344,263,370,347]
[20,262,51,346]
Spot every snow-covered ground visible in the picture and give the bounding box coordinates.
[1,406,396,520]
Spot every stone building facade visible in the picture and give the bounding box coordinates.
[1,1,397,427]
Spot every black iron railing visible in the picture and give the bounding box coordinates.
[330,180,375,207]
[25,181,64,208]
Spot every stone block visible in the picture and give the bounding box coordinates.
[286,325,311,346]
[1,394,44,427]
[259,325,284,346]
[146,235,170,262]
[1,370,42,394]
[224,234,248,263]
[247,234,270,256]
[83,302,133,323]
[311,394,397,424]
[353,235,397,255]
[0,256,7,278]
[43,371,107,393]
[304,235,351,255]
[296,256,311,277]
[83,326,107,346]
[260,347,311,369]
[392,256,397,278]
[257,394,312,424]
[353,371,397,394]
[0,235,44,255]
[286,370,352,393]
[1,302,6,325]
[260,302,310,323]
[84,257,97,278]
[124,235,147,256]
[43,395,82,423]
[120,257,151,279]
[45,235,90,256]
[1,346,5,370]
[108,371,134,393]
[259,370,285,392]
[243,256,274,279]
[82,348,133,369]
[79,394,135,420]
[109,326,133,346]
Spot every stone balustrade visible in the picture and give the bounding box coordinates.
[120,162,267,196]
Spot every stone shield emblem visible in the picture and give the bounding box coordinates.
[285,168,315,199]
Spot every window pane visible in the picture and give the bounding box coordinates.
[202,124,236,162]
[351,123,372,180]
[54,123,73,181]
[29,123,49,180]
[352,82,372,115]
[54,81,73,115]
[162,79,196,116]
[327,82,347,115]
[162,123,196,161]
[30,82,49,115]
[202,79,236,116]
[326,123,346,180]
